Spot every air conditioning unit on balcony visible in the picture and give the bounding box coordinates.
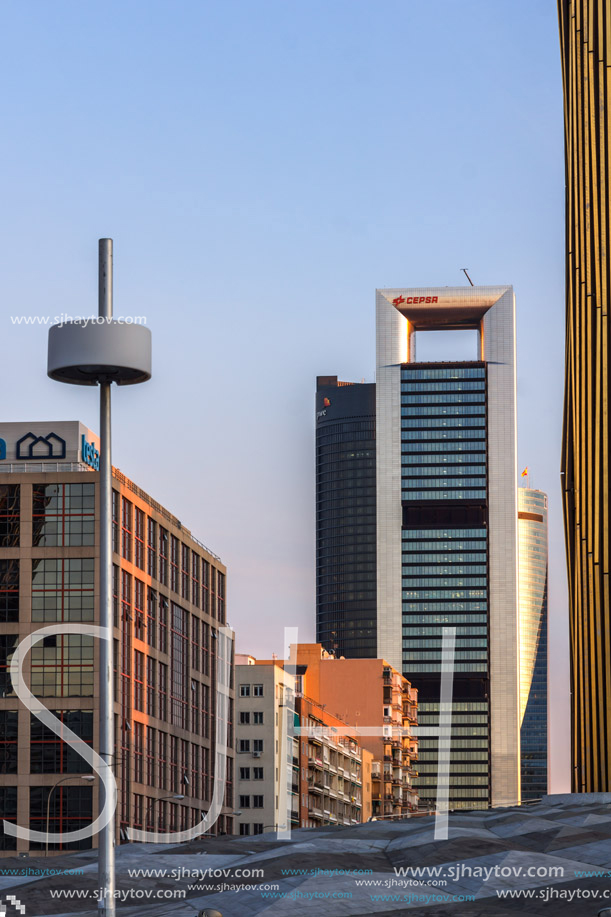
[253,751,262,758]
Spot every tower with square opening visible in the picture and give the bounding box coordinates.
[376,285,519,809]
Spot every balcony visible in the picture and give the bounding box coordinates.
[308,806,323,820]
[308,757,323,769]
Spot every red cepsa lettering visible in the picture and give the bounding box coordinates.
[392,295,439,305]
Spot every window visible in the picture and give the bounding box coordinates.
[239,795,250,808]
[0,711,18,773]
[158,731,168,790]
[30,785,92,852]
[253,823,263,835]
[239,823,250,835]
[191,553,200,608]
[147,588,157,649]
[134,722,144,783]
[239,767,250,780]
[253,684,263,697]
[147,657,156,717]
[159,596,168,654]
[0,787,17,850]
[30,635,94,697]
[31,559,94,622]
[170,604,188,729]
[253,739,263,753]
[0,560,19,623]
[240,685,250,697]
[191,680,200,735]
[239,740,250,753]
[253,712,263,725]
[147,517,157,578]
[217,571,226,624]
[252,795,264,808]
[191,617,200,672]
[30,710,93,774]
[134,651,144,712]
[158,663,168,721]
[134,508,145,569]
[202,560,210,615]
[159,527,168,585]
[32,484,94,547]
[0,485,19,547]
[146,728,156,788]
[253,767,263,780]
[240,711,250,725]
[121,497,132,561]
[112,490,119,553]
[134,579,145,641]
[181,544,190,601]
[170,536,179,593]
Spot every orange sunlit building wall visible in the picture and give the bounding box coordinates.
[293,644,419,818]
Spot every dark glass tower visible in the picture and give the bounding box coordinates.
[315,377,376,658]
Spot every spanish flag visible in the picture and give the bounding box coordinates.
[521,467,528,477]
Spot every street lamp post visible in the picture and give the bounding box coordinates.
[146,794,185,843]
[45,775,95,856]
[48,239,151,917]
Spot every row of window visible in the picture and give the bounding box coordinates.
[402,465,486,476]
[401,367,486,380]
[401,418,485,429]
[239,711,264,725]
[240,684,264,697]
[402,490,487,500]
[238,739,264,753]
[401,380,486,391]
[403,528,487,540]
[238,795,264,808]
[401,430,486,441]
[112,492,225,621]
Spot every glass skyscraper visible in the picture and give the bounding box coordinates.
[315,377,377,658]
[518,488,548,800]
[401,364,489,808]
[376,286,520,809]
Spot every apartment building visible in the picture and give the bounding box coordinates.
[293,644,418,818]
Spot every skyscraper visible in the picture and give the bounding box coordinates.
[518,488,548,800]
[558,0,611,792]
[376,286,520,809]
[315,377,377,658]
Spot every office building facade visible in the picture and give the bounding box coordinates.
[376,286,520,809]
[558,0,611,792]
[315,377,377,658]
[518,488,548,800]
[0,421,234,855]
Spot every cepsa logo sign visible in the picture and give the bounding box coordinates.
[392,295,439,305]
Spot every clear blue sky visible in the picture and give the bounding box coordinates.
[1,1,568,789]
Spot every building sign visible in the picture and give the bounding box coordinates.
[0,422,99,467]
[16,432,66,460]
[81,435,100,470]
[392,295,439,305]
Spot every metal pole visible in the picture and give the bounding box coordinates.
[98,238,116,917]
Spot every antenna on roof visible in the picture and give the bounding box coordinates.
[461,268,474,286]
